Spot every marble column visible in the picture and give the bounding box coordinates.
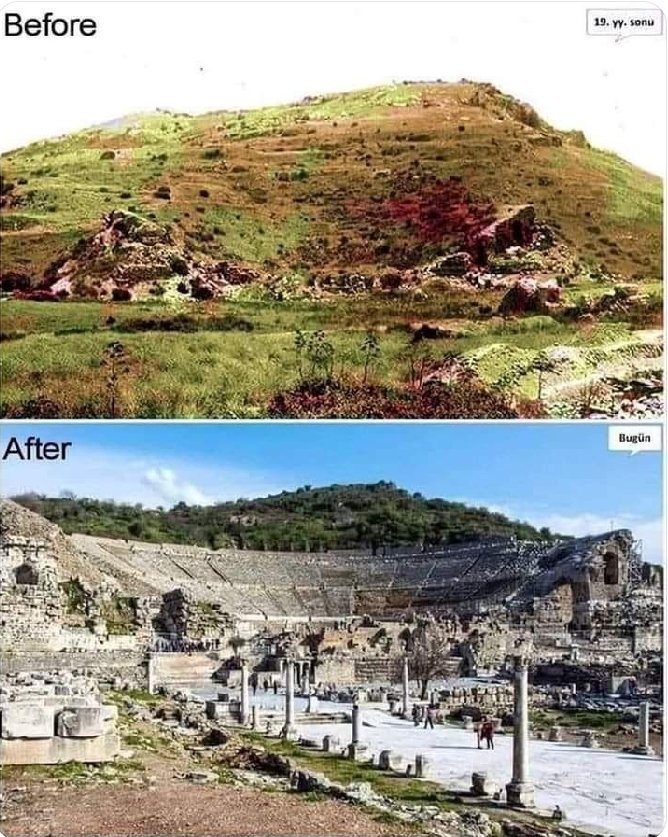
[146,652,155,695]
[506,657,535,807]
[402,657,410,719]
[240,660,250,726]
[281,659,297,739]
[634,701,655,755]
[351,702,361,744]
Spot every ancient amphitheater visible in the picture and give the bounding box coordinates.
[1,498,662,684]
[67,528,650,620]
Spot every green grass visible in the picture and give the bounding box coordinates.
[2,80,661,281]
[1,756,146,785]
[586,148,662,224]
[238,731,589,834]
[0,296,659,417]
[197,206,311,264]
[106,689,163,706]
[531,707,626,731]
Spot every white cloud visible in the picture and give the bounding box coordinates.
[520,512,663,565]
[473,501,665,565]
[1,444,288,509]
[142,467,211,506]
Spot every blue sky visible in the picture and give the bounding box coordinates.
[0,422,663,562]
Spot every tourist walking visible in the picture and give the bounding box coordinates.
[423,704,437,730]
[480,717,495,750]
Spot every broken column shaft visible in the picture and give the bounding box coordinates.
[281,659,297,739]
[402,657,410,719]
[351,702,361,744]
[506,657,535,808]
[634,701,655,755]
[240,660,250,726]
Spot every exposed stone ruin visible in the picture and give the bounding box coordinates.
[1,498,662,697]
[0,670,121,765]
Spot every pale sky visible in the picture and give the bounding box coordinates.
[0,0,665,174]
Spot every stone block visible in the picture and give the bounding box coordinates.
[1,705,54,739]
[471,771,498,796]
[580,731,599,748]
[101,704,118,723]
[347,742,368,761]
[322,734,340,753]
[414,753,432,779]
[378,749,403,771]
[206,700,232,720]
[57,707,103,738]
[506,780,535,808]
[281,724,298,741]
[0,732,121,765]
[548,725,563,742]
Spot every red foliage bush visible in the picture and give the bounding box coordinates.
[14,289,58,302]
[361,179,497,247]
[268,379,521,419]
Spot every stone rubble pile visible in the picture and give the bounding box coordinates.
[0,670,121,765]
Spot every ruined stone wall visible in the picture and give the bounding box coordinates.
[149,651,221,688]
[313,656,356,685]
[2,509,661,683]
[0,538,63,651]
[0,651,148,689]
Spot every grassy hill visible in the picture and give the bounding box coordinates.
[11,482,561,552]
[1,81,661,279]
[0,81,662,419]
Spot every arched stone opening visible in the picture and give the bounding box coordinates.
[604,552,620,585]
[15,562,39,585]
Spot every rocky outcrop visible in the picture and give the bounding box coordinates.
[498,277,561,316]
[473,205,536,265]
[20,211,264,302]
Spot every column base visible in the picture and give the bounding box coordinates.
[347,742,369,761]
[281,724,298,741]
[506,780,535,808]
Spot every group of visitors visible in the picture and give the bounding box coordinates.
[151,636,221,653]
[252,675,279,694]
[411,704,496,749]
[412,703,439,728]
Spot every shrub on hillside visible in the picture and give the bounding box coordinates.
[268,379,521,419]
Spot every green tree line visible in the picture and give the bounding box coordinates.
[12,482,562,553]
